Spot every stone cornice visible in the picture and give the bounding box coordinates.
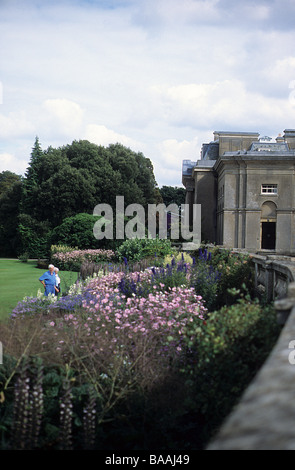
[214,152,295,173]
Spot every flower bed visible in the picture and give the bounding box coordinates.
[12,266,207,355]
[51,248,116,271]
[0,247,281,450]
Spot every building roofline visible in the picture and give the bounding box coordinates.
[213,131,260,136]
[222,151,295,157]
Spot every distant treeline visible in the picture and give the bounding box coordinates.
[0,137,185,257]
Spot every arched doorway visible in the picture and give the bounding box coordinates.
[261,201,277,250]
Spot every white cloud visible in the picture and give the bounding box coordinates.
[41,99,85,138]
[263,56,295,93]
[133,0,220,28]
[157,138,200,167]
[0,152,28,174]
[0,112,35,139]
[1,0,295,187]
[152,137,201,187]
[151,79,295,131]
[84,124,142,150]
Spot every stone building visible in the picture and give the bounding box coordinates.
[182,129,295,254]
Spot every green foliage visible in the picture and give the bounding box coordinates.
[17,214,51,259]
[22,137,44,217]
[36,165,97,227]
[163,251,191,265]
[50,213,102,250]
[0,171,22,198]
[116,237,174,262]
[189,261,221,312]
[191,246,255,310]
[212,250,255,308]
[159,185,185,208]
[117,261,190,299]
[0,140,190,259]
[22,140,159,227]
[0,357,92,450]
[8,139,160,257]
[18,253,29,263]
[0,179,23,256]
[184,299,281,443]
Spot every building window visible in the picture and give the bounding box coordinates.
[261,184,278,195]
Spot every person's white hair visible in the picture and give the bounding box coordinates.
[48,264,54,269]
[54,267,59,272]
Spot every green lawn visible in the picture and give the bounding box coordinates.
[0,259,79,320]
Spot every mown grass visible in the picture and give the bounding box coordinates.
[0,259,78,320]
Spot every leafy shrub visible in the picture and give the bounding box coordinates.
[190,246,255,310]
[116,237,173,262]
[185,298,281,444]
[49,213,102,250]
[215,252,255,307]
[18,252,29,263]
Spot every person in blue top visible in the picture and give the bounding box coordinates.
[39,264,57,296]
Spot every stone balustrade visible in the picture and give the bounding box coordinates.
[251,254,295,303]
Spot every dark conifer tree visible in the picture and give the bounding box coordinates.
[21,136,44,215]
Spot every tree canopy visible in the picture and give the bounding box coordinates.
[159,185,185,208]
[0,171,22,198]
[0,138,166,257]
[21,139,160,228]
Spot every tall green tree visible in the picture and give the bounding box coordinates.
[22,136,44,215]
[17,213,51,258]
[0,180,23,256]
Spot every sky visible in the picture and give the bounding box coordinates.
[1,0,295,188]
